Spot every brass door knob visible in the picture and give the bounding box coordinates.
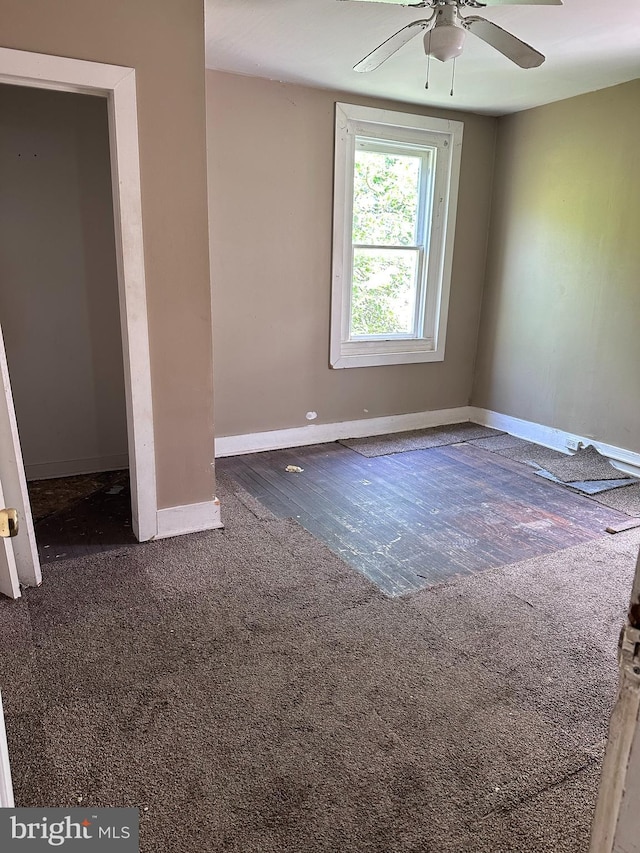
[0,508,18,538]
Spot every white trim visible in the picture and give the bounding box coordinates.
[472,408,640,478]
[215,406,640,477]
[0,536,20,601]
[0,324,40,589]
[155,499,222,540]
[331,103,463,369]
[590,550,640,853]
[0,48,158,543]
[25,455,129,483]
[0,690,14,808]
[0,48,131,95]
[589,661,640,852]
[107,71,157,541]
[215,407,473,457]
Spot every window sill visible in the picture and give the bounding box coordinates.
[330,343,445,369]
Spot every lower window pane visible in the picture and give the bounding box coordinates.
[350,248,418,338]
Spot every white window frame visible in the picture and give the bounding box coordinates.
[331,103,463,369]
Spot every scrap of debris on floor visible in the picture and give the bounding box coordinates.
[530,445,633,493]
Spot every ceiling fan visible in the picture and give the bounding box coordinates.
[341,0,562,71]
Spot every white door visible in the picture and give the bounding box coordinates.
[0,320,40,806]
[0,322,41,599]
[0,690,14,807]
[0,496,20,598]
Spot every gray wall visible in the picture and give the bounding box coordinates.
[473,80,640,453]
[0,84,127,480]
[207,71,496,438]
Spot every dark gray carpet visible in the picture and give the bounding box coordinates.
[0,471,637,853]
[591,484,640,517]
[338,422,503,457]
[538,446,632,483]
[490,440,568,467]
[466,434,531,452]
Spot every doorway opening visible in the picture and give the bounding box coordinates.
[0,83,136,564]
[0,47,157,597]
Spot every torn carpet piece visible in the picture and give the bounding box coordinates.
[534,469,633,495]
[338,422,504,458]
[537,445,633,483]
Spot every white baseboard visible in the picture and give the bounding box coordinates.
[214,405,640,479]
[155,498,222,540]
[215,406,473,457]
[471,408,640,478]
[25,454,129,481]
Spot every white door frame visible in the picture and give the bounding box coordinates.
[590,548,640,852]
[0,48,157,544]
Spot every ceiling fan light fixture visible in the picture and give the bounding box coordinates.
[425,24,466,63]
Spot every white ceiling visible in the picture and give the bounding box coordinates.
[205,0,640,115]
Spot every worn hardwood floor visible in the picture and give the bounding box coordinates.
[27,443,629,594]
[219,441,628,596]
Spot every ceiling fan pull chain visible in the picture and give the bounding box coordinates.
[450,56,456,97]
[425,29,432,90]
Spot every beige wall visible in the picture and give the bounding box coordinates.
[473,80,640,453]
[0,84,128,480]
[207,71,496,438]
[0,0,215,508]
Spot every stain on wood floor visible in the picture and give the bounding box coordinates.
[218,442,629,597]
[30,470,136,565]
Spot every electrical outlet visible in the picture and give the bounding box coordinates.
[566,437,581,452]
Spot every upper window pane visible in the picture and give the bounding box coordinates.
[352,147,421,247]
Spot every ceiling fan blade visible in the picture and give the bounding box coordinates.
[473,0,562,5]
[339,0,561,4]
[339,0,431,6]
[354,18,434,72]
[461,16,545,67]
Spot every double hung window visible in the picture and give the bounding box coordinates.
[331,103,463,368]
